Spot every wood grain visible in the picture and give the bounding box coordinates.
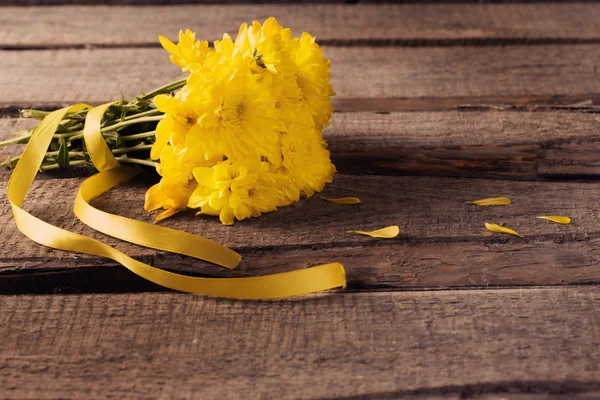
[6,110,600,180]
[3,171,600,293]
[3,3,600,47]
[327,111,600,179]
[2,45,600,108]
[1,287,599,399]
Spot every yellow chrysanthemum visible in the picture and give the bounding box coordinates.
[157,144,221,184]
[148,18,336,224]
[279,124,335,199]
[184,63,285,162]
[159,29,212,72]
[294,32,335,129]
[144,178,196,222]
[151,93,195,160]
[188,159,283,225]
[235,18,297,76]
[268,72,314,131]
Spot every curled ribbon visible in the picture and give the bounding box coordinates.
[7,104,346,299]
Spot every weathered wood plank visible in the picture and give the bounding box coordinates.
[3,3,600,47]
[2,172,600,293]
[2,45,600,107]
[1,288,599,399]
[327,111,600,179]
[5,110,600,180]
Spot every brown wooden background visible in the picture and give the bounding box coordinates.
[1,1,600,399]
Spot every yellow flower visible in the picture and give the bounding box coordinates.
[184,63,285,162]
[236,18,297,76]
[199,34,242,82]
[151,93,195,160]
[188,159,283,225]
[144,178,196,222]
[156,144,221,185]
[146,144,220,222]
[159,30,212,72]
[150,19,336,224]
[279,124,335,200]
[294,32,335,129]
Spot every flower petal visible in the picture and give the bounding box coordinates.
[155,208,179,223]
[158,36,178,56]
[349,225,399,239]
[323,196,361,205]
[537,216,571,224]
[193,167,215,188]
[485,223,523,238]
[144,183,167,211]
[468,197,512,206]
[219,206,235,225]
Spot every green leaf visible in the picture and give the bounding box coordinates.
[57,137,70,168]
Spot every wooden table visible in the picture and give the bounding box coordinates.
[1,1,600,399]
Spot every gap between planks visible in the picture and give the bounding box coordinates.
[1,287,599,399]
[6,37,600,51]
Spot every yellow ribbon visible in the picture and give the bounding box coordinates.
[78,102,241,269]
[7,104,346,299]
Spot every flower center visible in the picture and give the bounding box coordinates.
[236,103,245,118]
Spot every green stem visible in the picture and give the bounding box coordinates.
[121,108,162,121]
[22,109,86,121]
[0,134,32,147]
[67,115,164,142]
[3,146,153,168]
[40,159,88,171]
[103,115,164,131]
[115,157,157,168]
[138,78,187,101]
[121,130,156,142]
[38,157,156,171]
[10,78,184,171]
[111,145,153,155]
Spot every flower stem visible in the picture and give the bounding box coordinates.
[115,157,157,168]
[2,145,154,169]
[121,108,162,121]
[40,160,89,171]
[111,145,153,155]
[138,78,187,101]
[8,77,185,171]
[120,130,156,142]
[0,134,32,147]
[67,115,164,142]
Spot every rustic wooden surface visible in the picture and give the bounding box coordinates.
[1,288,599,399]
[1,2,600,399]
[3,174,600,294]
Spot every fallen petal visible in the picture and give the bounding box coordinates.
[537,216,571,224]
[323,196,361,205]
[467,197,512,206]
[485,223,523,238]
[349,225,400,239]
[154,208,179,223]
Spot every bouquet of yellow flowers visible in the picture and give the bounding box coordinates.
[3,17,336,225]
[4,18,347,299]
